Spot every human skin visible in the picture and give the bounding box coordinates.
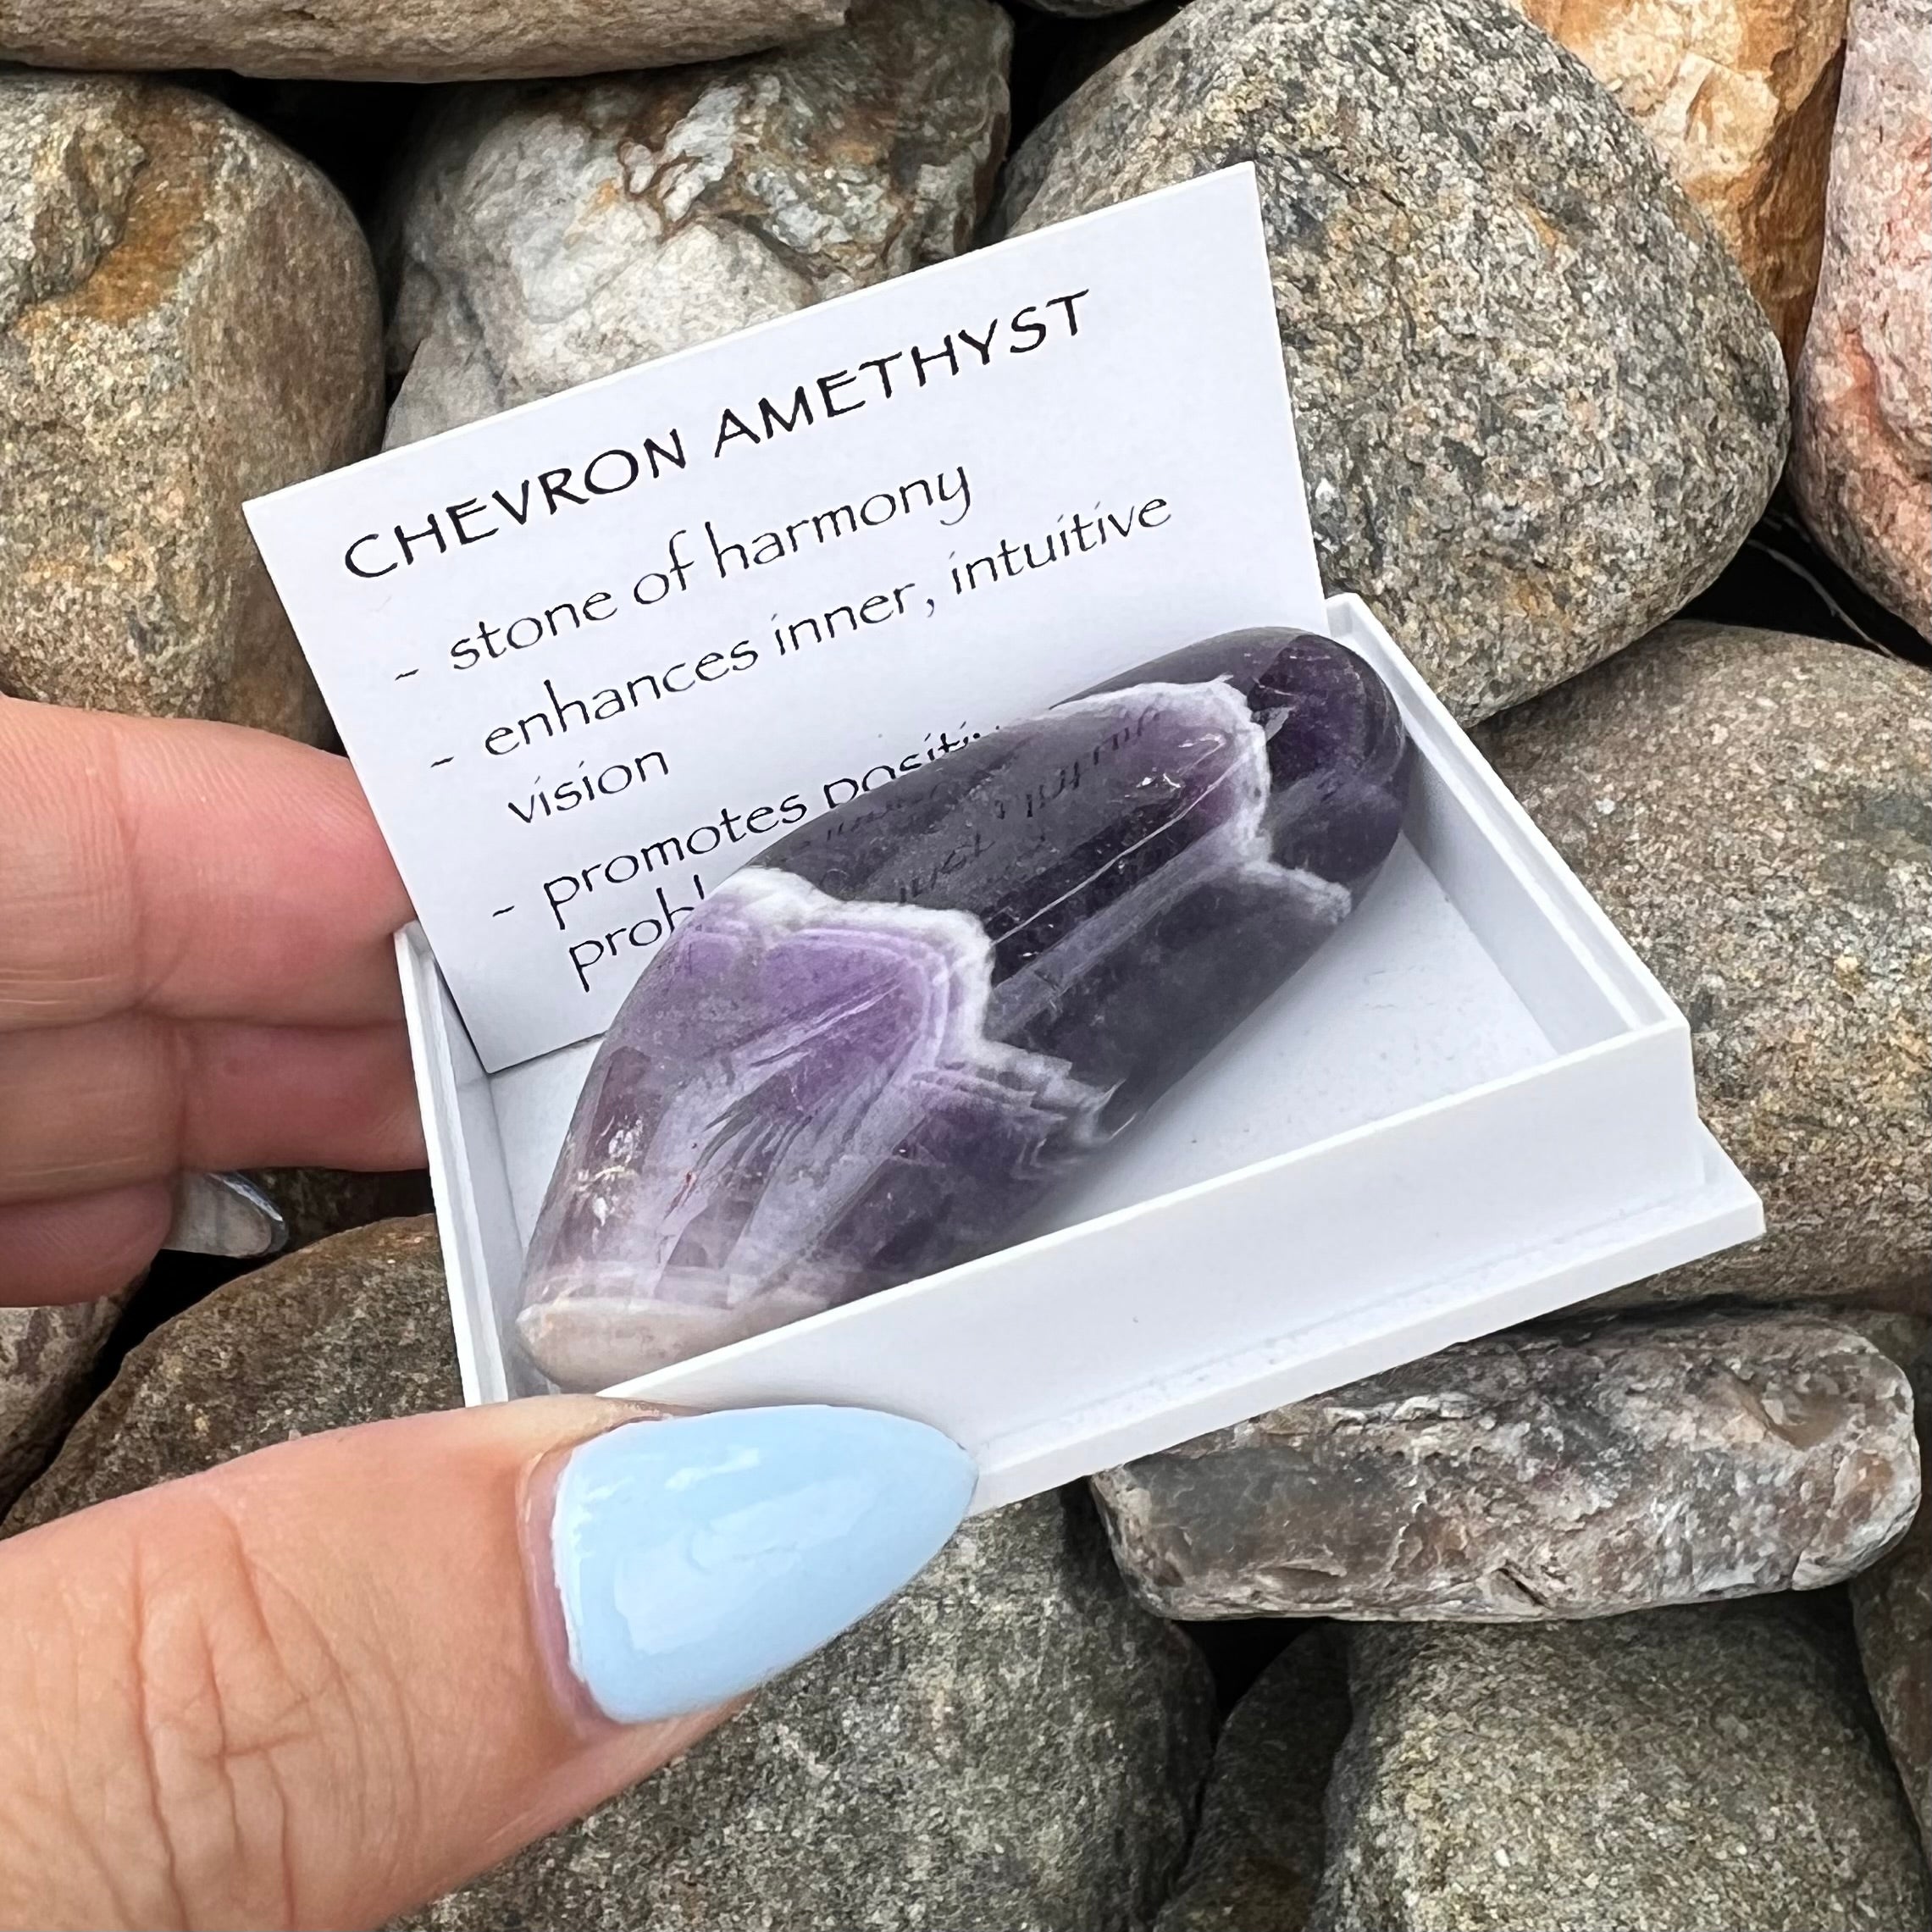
[0,697,970,1928]
[0,696,422,1303]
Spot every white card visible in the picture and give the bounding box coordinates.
[246,165,1326,1072]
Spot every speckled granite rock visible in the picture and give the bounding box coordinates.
[1154,1627,1352,1932]
[1095,1311,1920,1621]
[1481,623,1931,1310]
[0,0,846,83]
[1853,1348,1930,1851]
[995,0,1787,723]
[1312,1602,1932,1932]
[0,1298,125,1515]
[1790,0,1930,637]
[5,1215,1213,1931]
[3,1220,455,1531]
[409,1487,1212,1932]
[0,75,380,739]
[1512,0,1846,363]
[383,0,1010,446]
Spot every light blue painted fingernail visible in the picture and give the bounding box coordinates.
[550,1405,976,1724]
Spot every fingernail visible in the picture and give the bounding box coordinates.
[547,1405,975,1724]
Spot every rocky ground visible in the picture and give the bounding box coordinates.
[1,1,1926,1925]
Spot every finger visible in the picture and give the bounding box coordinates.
[0,1183,172,1304]
[0,1013,423,1206]
[0,1400,973,1931]
[0,697,412,1035]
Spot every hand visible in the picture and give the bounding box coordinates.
[0,700,975,1928]
[0,695,423,1302]
[0,1397,970,1928]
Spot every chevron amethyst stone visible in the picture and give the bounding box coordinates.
[517,628,1414,1389]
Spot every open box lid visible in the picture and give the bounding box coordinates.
[400,593,1762,1514]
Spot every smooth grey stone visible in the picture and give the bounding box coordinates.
[1481,621,1932,1312]
[1095,1311,1920,1620]
[1312,1601,1932,1932]
[994,0,1787,724]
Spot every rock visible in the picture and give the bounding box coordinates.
[1480,622,1931,1310]
[518,630,1411,1391]
[1095,1311,1920,1621]
[0,1298,124,1515]
[1511,0,1846,363]
[0,75,380,739]
[995,0,1787,724]
[1789,0,1931,638]
[382,0,1011,446]
[3,1220,456,1529]
[1313,1602,1932,1932]
[1852,1348,1930,1850]
[243,1167,433,1252]
[411,1488,1212,1931]
[7,1216,1214,1930]
[0,0,848,85]
[1154,1627,1352,1932]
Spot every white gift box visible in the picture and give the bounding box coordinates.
[399,592,1761,1514]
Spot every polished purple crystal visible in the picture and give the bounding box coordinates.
[517,628,1413,1388]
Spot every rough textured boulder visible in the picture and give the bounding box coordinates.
[1790,0,1930,637]
[1512,0,1846,363]
[1154,1628,1352,1932]
[3,1221,456,1529]
[0,75,380,739]
[408,1489,1212,1932]
[0,1299,124,1515]
[1481,623,1931,1310]
[1853,1348,1930,1851]
[383,0,1011,446]
[1095,1311,1920,1620]
[996,0,1787,723]
[7,1218,1214,1932]
[0,0,848,84]
[1313,1603,1932,1932]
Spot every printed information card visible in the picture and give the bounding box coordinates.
[247,167,1326,1071]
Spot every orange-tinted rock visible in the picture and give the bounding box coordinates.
[1516,0,1846,363]
[0,75,381,737]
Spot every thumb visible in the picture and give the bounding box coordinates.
[0,1398,973,1931]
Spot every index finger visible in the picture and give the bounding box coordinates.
[0,698,412,1032]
